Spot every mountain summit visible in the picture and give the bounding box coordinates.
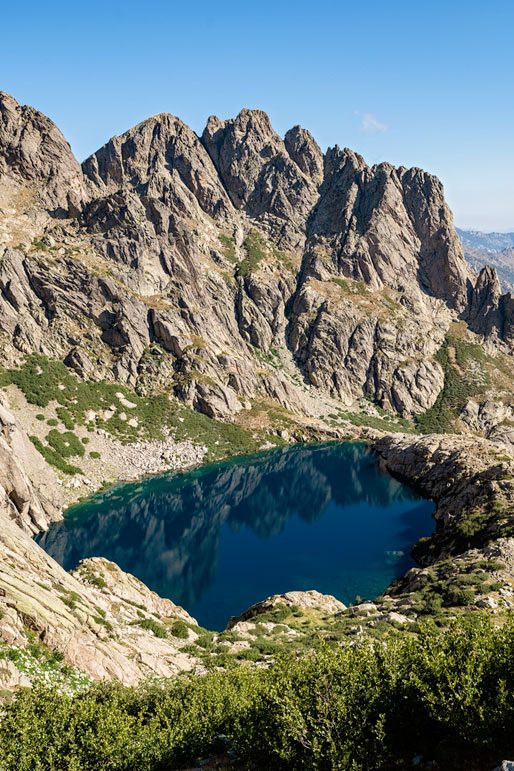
[0,92,511,424]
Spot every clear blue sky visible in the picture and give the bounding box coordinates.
[2,0,513,231]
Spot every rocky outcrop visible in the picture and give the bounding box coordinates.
[302,150,472,309]
[374,432,514,562]
[227,590,346,630]
[0,392,62,533]
[0,395,204,683]
[467,265,514,347]
[0,91,86,217]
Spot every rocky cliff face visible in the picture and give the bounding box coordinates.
[0,394,206,685]
[3,90,511,427]
[0,92,85,227]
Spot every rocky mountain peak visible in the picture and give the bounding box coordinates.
[2,93,514,427]
[284,125,324,185]
[0,91,85,216]
[468,265,504,340]
[82,112,233,223]
[202,108,319,247]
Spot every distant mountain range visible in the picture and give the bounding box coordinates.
[457,228,514,293]
[456,228,514,252]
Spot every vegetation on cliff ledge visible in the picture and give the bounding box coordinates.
[416,334,491,434]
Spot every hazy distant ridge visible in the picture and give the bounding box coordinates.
[457,227,514,252]
[457,228,514,293]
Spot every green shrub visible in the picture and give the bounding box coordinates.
[136,618,167,638]
[56,406,75,430]
[93,616,113,632]
[170,620,189,639]
[46,429,85,459]
[90,576,107,589]
[29,436,82,475]
[46,418,58,426]
[81,437,89,444]
[89,451,101,459]
[35,414,45,421]
[447,587,476,606]
[0,354,260,460]
[219,233,238,263]
[237,230,267,278]
[416,335,491,433]
[331,277,368,294]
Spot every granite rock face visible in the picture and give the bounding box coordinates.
[2,91,508,424]
[0,395,201,683]
[0,391,62,533]
[0,91,86,217]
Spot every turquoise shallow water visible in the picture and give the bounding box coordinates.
[37,442,435,630]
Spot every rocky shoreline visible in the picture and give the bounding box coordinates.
[1,377,514,692]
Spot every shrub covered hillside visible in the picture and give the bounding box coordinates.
[1,615,514,770]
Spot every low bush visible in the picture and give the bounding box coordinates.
[56,406,75,430]
[29,436,82,475]
[46,429,85,458]
[1,615,514,770]
[135,618,167,639]
[170,620,189,639]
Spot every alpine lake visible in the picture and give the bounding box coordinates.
[37,442,435,630]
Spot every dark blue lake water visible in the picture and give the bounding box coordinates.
[37,442,434,630]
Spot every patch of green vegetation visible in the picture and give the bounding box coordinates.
[339,411,415,434]
[455,507,495,540]
[72,566,108,589]
[1,355,261,462]
[46,418,59,426]
[331,277,368,294]
[219,233,238,263]
[0,636,91,694]
[170,620,189,639]
[46,429,85,458]
[90,575,107,589]
[31,237,47,251]
[90,451,101,459]
[29,436,82,475]
[92,615,113,632]
[237,229,267,278]
[3,616,514,769]
[60,592,80,611]
[135,618,167,639]
[475,559,506,572]
[35,413,45,421]
[271,245,294,271]
[55,406,75,430]
[416,335,491,433]
[253,346,284,370]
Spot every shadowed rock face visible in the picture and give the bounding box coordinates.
[0,91,511,421]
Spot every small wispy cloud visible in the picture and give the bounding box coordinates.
[354,111,388,135]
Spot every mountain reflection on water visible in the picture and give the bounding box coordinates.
[37,442,435,629]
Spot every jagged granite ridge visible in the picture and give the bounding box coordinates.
[2,90,512,427]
